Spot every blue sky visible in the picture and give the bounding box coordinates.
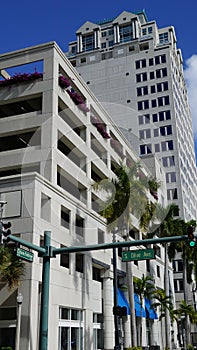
[1,0,196,60]
[1,0,197,154]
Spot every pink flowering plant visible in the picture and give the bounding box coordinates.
[0,71,43,87]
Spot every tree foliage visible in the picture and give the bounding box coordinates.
[0,245,25,289]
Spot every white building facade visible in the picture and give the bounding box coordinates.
[67,9,197,223]
[0,42,175,350]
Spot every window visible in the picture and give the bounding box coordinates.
[159,125,172,136]
[159,32,169,44]
[138,100,149,110]
[156,68,167,78]
[138,114,150,125]
[142,28,147,36]
[154,245,161,258]
[150,85,156,93]
[167,188,178,200]
[108,29,114,35]
[140,43,149,51]
[136,72,147,83]
[61,206,70,229]
[149,58,154,66]
[156,265,160,277]
[150,71,155,80]
[151,99,157,108]
[174,279,184,292]
[98,229,104,244]
[80,57,86,64]
[155,54,166,65]
[76,254,84,273]
[71,46,77,54]
[82,34,95,52]
[148,26,153,34]
[120,24,133,42]
[41,193,51,222]
[140,144,152,155]
[155,143,160,152]
[139,129,151,139]
[135,59,146,69]
[59,308,83,350]
[102,31,107,37]
[152,114,158,122]
[137,86,148,96]
[146,260,150,272]
[173,260,183,272]
[154,129,159,137]
[161,140,173,151]
[60,245,69,269]
[157,82,168,92]
[109,40,114,47]
[166,172,176,183]
[93,314,104,350]
[158,96,170,107]
[162,156,175,167]
[101,42,106,49]
[75,215,84,237]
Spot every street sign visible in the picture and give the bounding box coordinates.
[16,247,34,262]
[122,249,155,262]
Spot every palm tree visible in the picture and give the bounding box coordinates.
[177,300,197,346]
[0,245,25,289]
[133,275,155,346]
[152,288,173,349]
[93,162,156,347]
[149,203,197,349]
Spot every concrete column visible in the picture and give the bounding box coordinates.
[122,316,132,349]
[94,29,100,49]
[135,20,139,38]
[114,24,120,44]
[132,21,136,39]
[77,33,82,53]
[113,25,117,44]
[101,269,114,350]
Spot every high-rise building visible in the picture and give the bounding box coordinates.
[67,9,197,223]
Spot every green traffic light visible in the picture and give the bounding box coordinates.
[189,240,196,247]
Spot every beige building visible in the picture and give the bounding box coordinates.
[0,42,174,350]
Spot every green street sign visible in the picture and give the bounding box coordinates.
[122,249,155,262]
[16,247,34,262]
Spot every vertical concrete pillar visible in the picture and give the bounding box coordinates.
[77,33,82,53]
[101,269,114,350]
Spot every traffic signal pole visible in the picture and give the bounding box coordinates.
[7,232,191,350]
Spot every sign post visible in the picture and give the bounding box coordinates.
[122,249,155,262]
[7,233,190,350]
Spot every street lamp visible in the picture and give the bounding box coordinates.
[15,292,23,350]
[112,228,121,350]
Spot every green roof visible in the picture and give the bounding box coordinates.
[96,9,148,26]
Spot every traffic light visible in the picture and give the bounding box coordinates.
[0,221,11,244]
[187,225,195,247]
[113,306,127,317]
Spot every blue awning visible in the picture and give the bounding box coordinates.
[145,298,158,320]
[117,288,130,315]
[134,293,146,318]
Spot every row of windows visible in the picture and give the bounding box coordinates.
[139,124,172,139]
[135,54,166,69]
[137,81,168,96]
[140,139,174,155]
[101,41,114,49]
[136,68,167,82]
[142,26,153,36]
[138,110,171,125]
[137,95,170,110]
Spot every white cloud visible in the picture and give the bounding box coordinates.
[184,55,197,137]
